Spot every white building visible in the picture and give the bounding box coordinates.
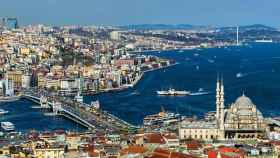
[110,31,121,41]
[0,79,14,96]
[22,74,31,89]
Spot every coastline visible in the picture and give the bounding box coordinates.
[127,43,237,54]
[91,62,179,94]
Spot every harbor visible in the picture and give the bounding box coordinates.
[1,43,280,131]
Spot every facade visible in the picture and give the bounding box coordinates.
[179,77,267,141]
[6,70,23,90]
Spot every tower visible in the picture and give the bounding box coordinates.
[219,77,225,130]
[216,76,221,121]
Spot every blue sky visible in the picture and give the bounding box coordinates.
[0,0,279,27]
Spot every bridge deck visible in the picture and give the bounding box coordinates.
[22,92,138,133]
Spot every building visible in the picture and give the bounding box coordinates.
[6,70,23,90]
[179,77,267,141]
[110,31,120,41]
[0,78,14,96]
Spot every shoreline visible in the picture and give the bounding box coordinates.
[127,43,238,54]
[87,62,179,95]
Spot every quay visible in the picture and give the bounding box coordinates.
[21,90,139,133]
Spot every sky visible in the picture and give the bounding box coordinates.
[0,0,279,27]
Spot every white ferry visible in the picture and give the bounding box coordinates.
[157,88,190,95]
[0,109,9,115]
[144,109,181,126]
[255,39,273,43]
[1,122,15,131]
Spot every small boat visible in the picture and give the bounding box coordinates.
[1,122,15,131]
[178,50,184,53]
[157,88,190,95]
[74,92,83,103]
[196,65,200,70]
[208,59,215,63]
[236,73,243,78]
[131,91,140,96]
[0,109,9,115]
[91,100,100,110]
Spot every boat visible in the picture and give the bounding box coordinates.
[178,50,184,53]
[0,109,9,115]
[131,91,140,96]
[157,88,190,95]
[74,92,83,103]
[1,122,15,131]
[0,95,20,102]
[208,59,215,63]
[255,39,273,43]
[91,100,100,110]
[143,108,181,126]
[236,73,243,78]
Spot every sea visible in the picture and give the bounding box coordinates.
[1,43,280,132]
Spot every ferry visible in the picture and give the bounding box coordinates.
[1,122,15,131]
[0,109,9,115]
[143,109,181,126]
[157,88,190,95]
[255,39,273,43]
[0,95,20,102]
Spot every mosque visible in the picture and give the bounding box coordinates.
[179,77,268,141]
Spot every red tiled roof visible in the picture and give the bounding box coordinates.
[120,145,147,155]
[145,133,166,144]
[185,140,202,150]
[150,148,196,158]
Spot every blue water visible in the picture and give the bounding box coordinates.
[1,43,280,131]
[85,43,280,125]
[0,99,87,132]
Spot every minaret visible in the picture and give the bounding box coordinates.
[216,76,221,121]
[219,77,225,130]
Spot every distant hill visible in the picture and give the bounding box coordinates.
[219,24,276,31]
[119,24,200,30]
[119,24,276,31]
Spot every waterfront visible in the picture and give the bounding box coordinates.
[85,43,280,125]
[1,43,280,131]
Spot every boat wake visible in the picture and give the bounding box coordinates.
[190,88,211,96]
[189,91,211,96]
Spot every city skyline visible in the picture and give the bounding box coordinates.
[0,0,280,27]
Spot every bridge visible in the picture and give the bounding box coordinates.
[22,90,139,133]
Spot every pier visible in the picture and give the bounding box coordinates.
[22,89,139,133]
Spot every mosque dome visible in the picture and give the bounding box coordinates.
[224,94,265,130]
